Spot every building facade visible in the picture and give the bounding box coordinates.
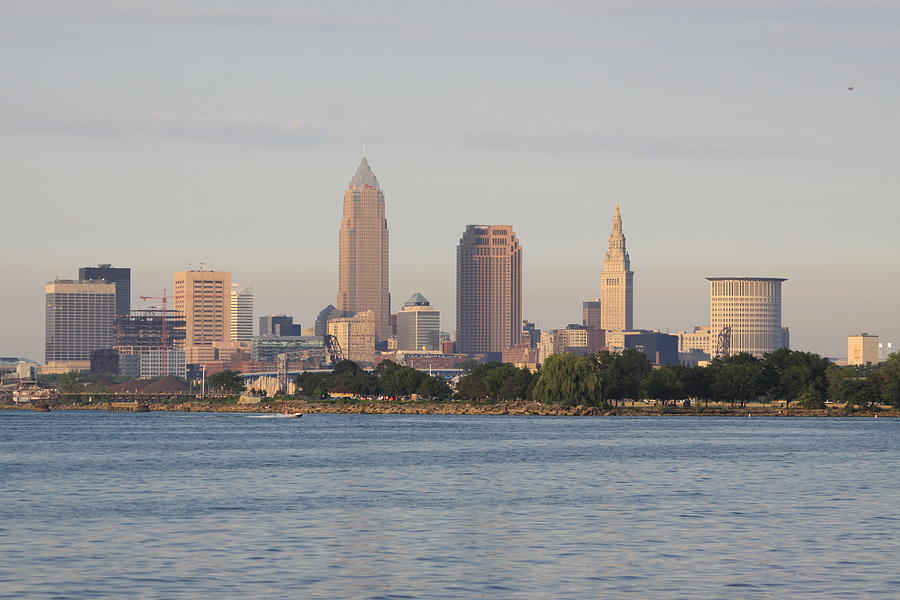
[676,326,712,354]
[397,293,441,352]
[78,264,131,317]
[173,269,232,349]
[848,333,880,366]
[45,280,116,364]
[327,310,376,364]
[582,300,601,330]
[259,315,301,337]
[230,284,254,342]
[624,332,679,366]
[337,157,391,342]
[456,225,523,356]
[708,277,788,358]
[600,205,634,333]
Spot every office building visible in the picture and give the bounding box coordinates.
[337,157,391,342]
[676,326,712,354]
[624,331,679,366]
[78,264,131,317]
[259,315,301,337]
[173,269,232,349]
[45,280,116,365]
[582,300,601,330]
[114,310,186,351]
[139,349,187,379]
[708,277,788,358]
[251,335,325,362]
[600,205,634,333]
[315,305,346,337]
[848,333,880,366]
[456,225,523,356]
[327,310,376,364]
[397,293,440,352]
[230,284,254,342]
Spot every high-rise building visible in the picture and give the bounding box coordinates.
[708,277,788,358]
[173,269,232,349]
[456,225,523,356]
[78,264,131,317]
[315,305,346,337]
[337,157,390,342]
[327,310,376,364]
[600,205,633,332]
[397,293,440,352]
[848,333,880,366]
[624,332,679,366]
[45,279,116,365]
[259,315,301,337]
[582,300,601,330]
[230,284,254,342]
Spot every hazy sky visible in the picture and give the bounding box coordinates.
[2,0,898,361]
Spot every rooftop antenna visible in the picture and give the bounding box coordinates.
[363,143,367,158]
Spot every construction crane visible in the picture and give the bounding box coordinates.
[140,289,171,375]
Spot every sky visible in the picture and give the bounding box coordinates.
[1,0,898,361]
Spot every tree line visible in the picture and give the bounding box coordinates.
[453,348,900,411]
[293,359,451,400]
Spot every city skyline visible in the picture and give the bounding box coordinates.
[1,2,898,360]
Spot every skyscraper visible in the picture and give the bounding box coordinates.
[456,225,523,356]
[327,310,376,364]
[397,293,440,351]
[708,277,788,358]
[600,205,634,332]
[45,279,116,365]
[173,269,232,350]
[79,264,131,317]
[337,157,390,342]
[582,300,601,329]
[230,284,254,342]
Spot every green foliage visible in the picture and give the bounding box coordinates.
[206,370,246,393]
[796,385,826,409]
[876,352,900,408]
[454,362,535,401]
[761,348,831,406]
[641,365,690,404]
[595,349,651,404]
[532,353,607,408]
[292,359,451,400]
[709,353,764,407]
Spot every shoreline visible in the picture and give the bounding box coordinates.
[2,402,897,418]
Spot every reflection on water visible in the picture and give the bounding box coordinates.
[1,411,898,599]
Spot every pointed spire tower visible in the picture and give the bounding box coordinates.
[600,204,634,332]
[337,157,391,343]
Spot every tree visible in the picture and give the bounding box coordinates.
[532,353,607,408]
[710,354,763,407]
[641,365,688,405]
[595,349,651,406]
[416,376,452,400]
[206,370,245,393]
[762,349,830,406]
[876,353,900,408]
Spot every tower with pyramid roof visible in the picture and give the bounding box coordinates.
[337,157,391,342]
[600,204,634,333]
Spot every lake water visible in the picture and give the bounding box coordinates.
[1,410,898,599]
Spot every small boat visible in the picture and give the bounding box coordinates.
[278,412,303,418]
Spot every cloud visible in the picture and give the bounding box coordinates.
[0,110,811,158]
